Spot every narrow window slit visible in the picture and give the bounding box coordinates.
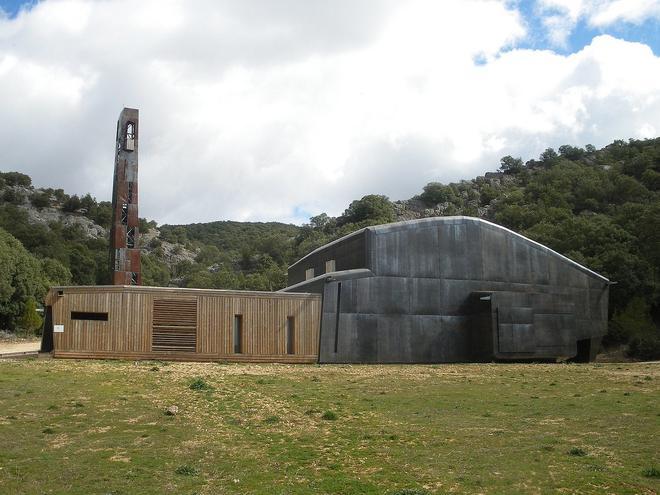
[286,316,295,355]
[233,315,243,354]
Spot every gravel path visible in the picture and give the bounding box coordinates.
[0,340,41,354]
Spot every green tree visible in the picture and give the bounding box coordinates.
[30,191,51,208]
[420,182,456,205]
[499,155,524,174]
[0,172,31,187]
[62,195,82,212]
[40,258,72,286]
[338,194,395,226]
[19,297,42,335]
[0,228,46,332]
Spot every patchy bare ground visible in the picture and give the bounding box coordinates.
[0,359,658,495]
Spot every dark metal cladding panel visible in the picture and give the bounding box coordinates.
[481,226,508,282]
[409,278,444,315]
[354,277,410,315]
[296,217,610,363]
[510,236,533,284]
[370,224,440,277]
[534,313,575,348]
[288,230,367,285]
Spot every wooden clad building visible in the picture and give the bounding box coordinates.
[41,286,321,363]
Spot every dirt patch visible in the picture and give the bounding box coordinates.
[0,340,40,354]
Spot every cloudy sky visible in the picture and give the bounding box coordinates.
[0,0,659,225]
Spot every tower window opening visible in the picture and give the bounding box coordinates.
[120,204,128,225]
[127,182,133,203]
[124,122,135,151]
[130,272,138,285]
[127,227,135,248]
[114,249,122,271]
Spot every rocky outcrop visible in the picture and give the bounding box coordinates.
[18,204,107,239]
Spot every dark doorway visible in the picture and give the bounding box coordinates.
[40,306,54,352]
[574,338,592,362]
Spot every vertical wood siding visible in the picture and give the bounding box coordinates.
[50,287,320,363]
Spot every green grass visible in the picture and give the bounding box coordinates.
[0,360,658,494]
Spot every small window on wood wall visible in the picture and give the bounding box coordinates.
[71,311,108,321]
[286,316,295,355]
[233,315,243,354]
[305,268,314,280]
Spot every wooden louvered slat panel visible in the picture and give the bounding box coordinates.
[152,298,197,352]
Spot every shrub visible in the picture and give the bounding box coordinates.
[30,192,51,208]
[337,194,395,226]
[175,465,199,476]
[0,172,31,187]
[420,182,456,206]
[568,447,587,457]
[263,415,280,424]
[189,377,213,391]
[607,298,660,360]
[321,410,338,421]
[19,297,42,335]
[628,335,660,361]
[642,467,660,478]
[62,195,82,212]
[389,490,429,495]
[2,188,24,204]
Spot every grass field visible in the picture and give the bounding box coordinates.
[0,359,658,495]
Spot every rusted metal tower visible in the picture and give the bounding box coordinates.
[110,107,141,285]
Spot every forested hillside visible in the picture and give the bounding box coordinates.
[1,137,658,357]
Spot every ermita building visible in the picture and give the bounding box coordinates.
[42,216,610,364]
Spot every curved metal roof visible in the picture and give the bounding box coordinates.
[289,216,610,283]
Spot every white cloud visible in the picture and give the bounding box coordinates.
[539,0,660,46]
[0,1,658,225]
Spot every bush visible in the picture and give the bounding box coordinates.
[338,195,395,226]
[642,467,660,478]
[419,182,456,206]
[19,297,42,334]
[389,490,429,495]
[175,465,199,476]
[568,447,587,457]
[30,192,51,208]
[628,335,660,361]
[2,188,24,204]
[608,298,660,360]
[499,155,524,174]
[62,195,82,212]
[188,377,213,391]
[321,410,338,421]
[0,172,31,187]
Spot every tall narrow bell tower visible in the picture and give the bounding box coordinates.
[110,108,141,285]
